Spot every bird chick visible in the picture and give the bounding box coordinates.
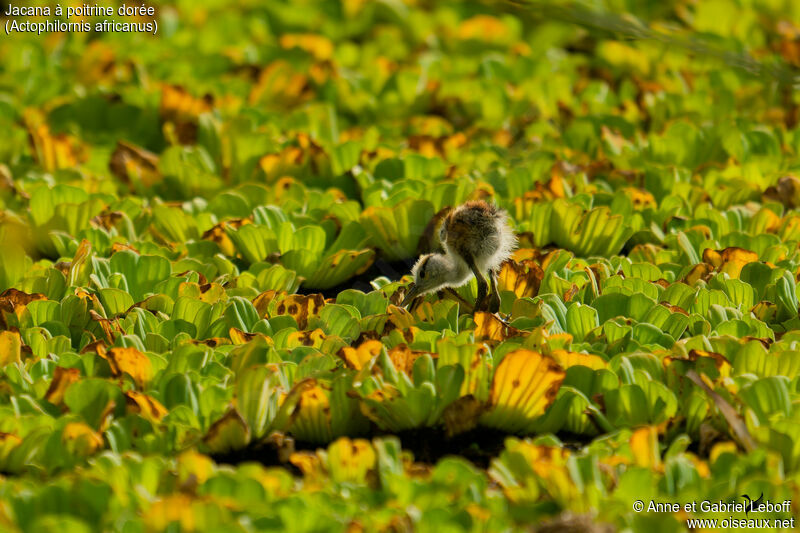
[402,200,516,312]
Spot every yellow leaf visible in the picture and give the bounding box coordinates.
[497,259,543,299]
[457,15,509,42]
[701,247,758,278]
[229,327,260,345]
[159,84,213,144]
[630,426,662,471]
[550,349,607,370]
[338,339,383,370]
[145,494,195,531]
[387,344,427,376]
[176,450,215,486]
[62,422,104,458]
[25,110,88,171]
[202,218,250,258]
[249,60,311,107]
[473,312,523,343]
[44,366,82,406]
[481,349,565,432]
[0,288,47,324]
[622,187,656,210]
[289,451,327,485]
[327,437,376,484]
[125,390,168,423]
[279,33,334,61]
[0,432,22,463]
[103,347,153,388]
[289,382,333,443]
[0,330,22,366]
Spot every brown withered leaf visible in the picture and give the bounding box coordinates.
[682,262,714,285]
[442,395,483,437]
[89,310,123,342]
[203,408,250,454]
[125,390,168,423]
[0,288,46,329]
[249,60,313,108]
[160,84,213,144]
[497,258,543,299]
[473,312,523,343]
[109,140,160,189]
[45,366,82,406]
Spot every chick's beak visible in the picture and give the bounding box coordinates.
[401,283,420,307]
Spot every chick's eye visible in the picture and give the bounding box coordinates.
[419,270,426,279]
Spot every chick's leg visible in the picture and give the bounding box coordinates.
[487,269,500,313]
[466,256,488,312]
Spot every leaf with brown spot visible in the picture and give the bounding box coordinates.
[103,347,153,388]
[62,422,104,458]
[480,349,566,433]
[562,284,580,302]
[229,327,259,345]
[286,328,328,349]
[751,301,777,322]
[288,382,334,443]
[338,339,383,370]
[159,84,213,144]
[497,259,543,299]
[45,366,82,406]
[125,390,168,423]
[685,370,756,453]
[271,293,325,330]
[0,432,22,464]
[25,111,89,172]
[203,408,250,454]
[622,187,656,210]
[289,451,327,483]
[443,395,483,437]
[473,312,523,343]
[190,337,231,348]
[327,437,377,484]
[0,288,47,312]
[683,262,714,285]
[202,219,251,257]
[387,344,428,376]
